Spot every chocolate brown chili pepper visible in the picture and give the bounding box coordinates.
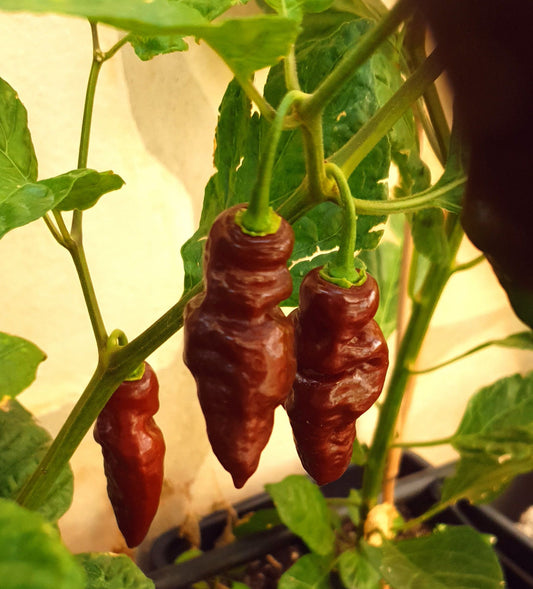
[285,267,389,486]
[94,361,165,547]
[183,204,296,488]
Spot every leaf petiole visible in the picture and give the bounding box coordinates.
[300,0,415,119]
[410,331,533,375]
[239,90,305,234]
[329,49,444,179]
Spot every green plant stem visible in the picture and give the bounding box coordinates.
[300,111,332,203]
[452,254,484,273]
[420,80,450,164]
[20,24,137,508]
[240,90,304,234]
[361,218,464,513]
[284,46,301,92]
[235,73,276,122]
[114,281,203,368]
[42,214,64,245]
[67,236,108,351]
[300,0,414,119]
[403,15,450,166]
[77,22,104,170]
[401,498,456,531]
[391,436,453,448]
[103,32,132,61]
[278,162,449,223]
[16,281,202,512]
[68,24,132,347]
[279,51,444,224]
[322,163,360,284]
[329,49,444,179]
[410,338,508,375]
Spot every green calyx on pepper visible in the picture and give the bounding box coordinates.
[94,361,165,547]
[320,163,367,288]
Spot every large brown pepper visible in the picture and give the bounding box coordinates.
[285,268,389,485]
[183,204,296,488]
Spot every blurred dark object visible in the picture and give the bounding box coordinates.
[414,0,533,328]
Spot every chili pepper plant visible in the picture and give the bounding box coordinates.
[1,0,532,587]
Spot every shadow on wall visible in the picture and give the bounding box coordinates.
[119,4,261,225]
[120,42,227,225]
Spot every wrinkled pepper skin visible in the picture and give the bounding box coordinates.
[183,204,296,488]
[285,268,389,485]
[94,362,165,548]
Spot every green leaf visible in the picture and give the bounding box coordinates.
[331,0,387,21]
[441,371,533,505]
[0,183,55,239]
[430,123,468,214]
[364,526,504,589]
[493,331,533,351]
[0,77,51,239]
[0,332,46,398]
[346,489,362,527]
[234,508,283,537]
[130,34,189,61]
[174,548,203,564]
[0,0,209,33]
[180,20,393,296]
[0,76,37,190]
[40,169,124,211]
[202,16,299,79]
[181,19,393,296]
[180,0,244,20]
[0,78,124,236]
[0,498,85,589]
[263,0,333,20]
[0,3,298,79]
[129,0,278,61]
[371,37,430,198]
[129,1,243,60]
[278,553,332,589]
[359,214,404,338]
[337,548,381,589]
[232,583,252,589]
[411,208,449,263]
[76,552,154,589]
[181,78,258,290]
[350,438,368,466]
[266,19,391,293]
[266,475,335,555]
[0,398,73,522]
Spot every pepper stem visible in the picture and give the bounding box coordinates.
[106,329,144,380]
[320,163,366,288]
[239,90,304,235]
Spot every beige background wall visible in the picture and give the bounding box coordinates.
[0,8,530,557]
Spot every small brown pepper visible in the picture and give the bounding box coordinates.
[285,268,388,485]
[94,362,165,547]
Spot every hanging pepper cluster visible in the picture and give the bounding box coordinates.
[181,91,389,490]
[183,205,389,487]
[94,362,165,548]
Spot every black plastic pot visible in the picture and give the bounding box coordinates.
[145,455,533,589]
